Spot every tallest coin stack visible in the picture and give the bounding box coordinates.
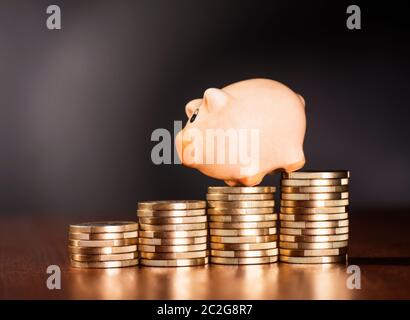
[279,171,350,264]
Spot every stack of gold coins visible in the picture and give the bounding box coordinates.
[137,201,208,267]
[68,221,139,268]
[207,186,278,265]
[279,171,350,264]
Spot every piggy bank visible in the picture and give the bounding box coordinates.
[175,78,306,186]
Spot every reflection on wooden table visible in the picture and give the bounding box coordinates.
[1,211,410,299]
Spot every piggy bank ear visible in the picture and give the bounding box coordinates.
[204,88,228,113]
[185,99,202,118]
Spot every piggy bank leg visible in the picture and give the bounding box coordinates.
[224,172,265,187]
[238,173,265,186]
[224,180,238,187]
[283,157,306,173]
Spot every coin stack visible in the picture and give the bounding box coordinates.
[68,221,139,268]
[207,186,278,265]
[279,171,350,264]
[137,201,209,267]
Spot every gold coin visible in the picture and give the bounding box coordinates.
[139,222,207,231]
[280,220,349,229]
[210,234,277,244]
[140,257,208,267]
[210,227,277,236]
[279,241,348,250]
[210,241,277,251]
[281,186,349,193]
[139,230,207,238]
[280,234,349,242]
[281,178,349,187]
[70,259,138,268]
[140,251,207,260]
[210,256,278,265]
[69,238,138,247]
[69,221,138,234]
[279,248,348,257]
[136,209,206,217]
[68,245,138,255]
[209,214,277,223]
[207,207,275,215]
[139,216,207,225]
[70,252,138,262]
[207,200,275,208]
[281,206,348,214]
[210,248,278,258]
[208,186,276,194]
[279,255,346,264]
[279,213,349,221]
[69,231,138,240]
[280,227,349,236]
[137,200,206,210]
[207,193,274,201]
[282,171,350,179]
[138,243,207,253]
[281,192,349,200]
[138,236,207,245]
[281,199,349,207]
[209,221,277,229]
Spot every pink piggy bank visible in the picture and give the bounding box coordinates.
[175,78,306,186]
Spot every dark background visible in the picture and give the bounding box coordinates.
[0,0,409,215]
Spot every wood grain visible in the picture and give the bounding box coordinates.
[0,211,409,299]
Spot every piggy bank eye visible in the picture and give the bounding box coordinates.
[189,108,199,123]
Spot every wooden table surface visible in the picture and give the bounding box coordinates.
[1,210,409,299]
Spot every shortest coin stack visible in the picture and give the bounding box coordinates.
[68,221,139,268]
[207,186,278,265]
[137,201,209,267]
[279,171,350,264]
